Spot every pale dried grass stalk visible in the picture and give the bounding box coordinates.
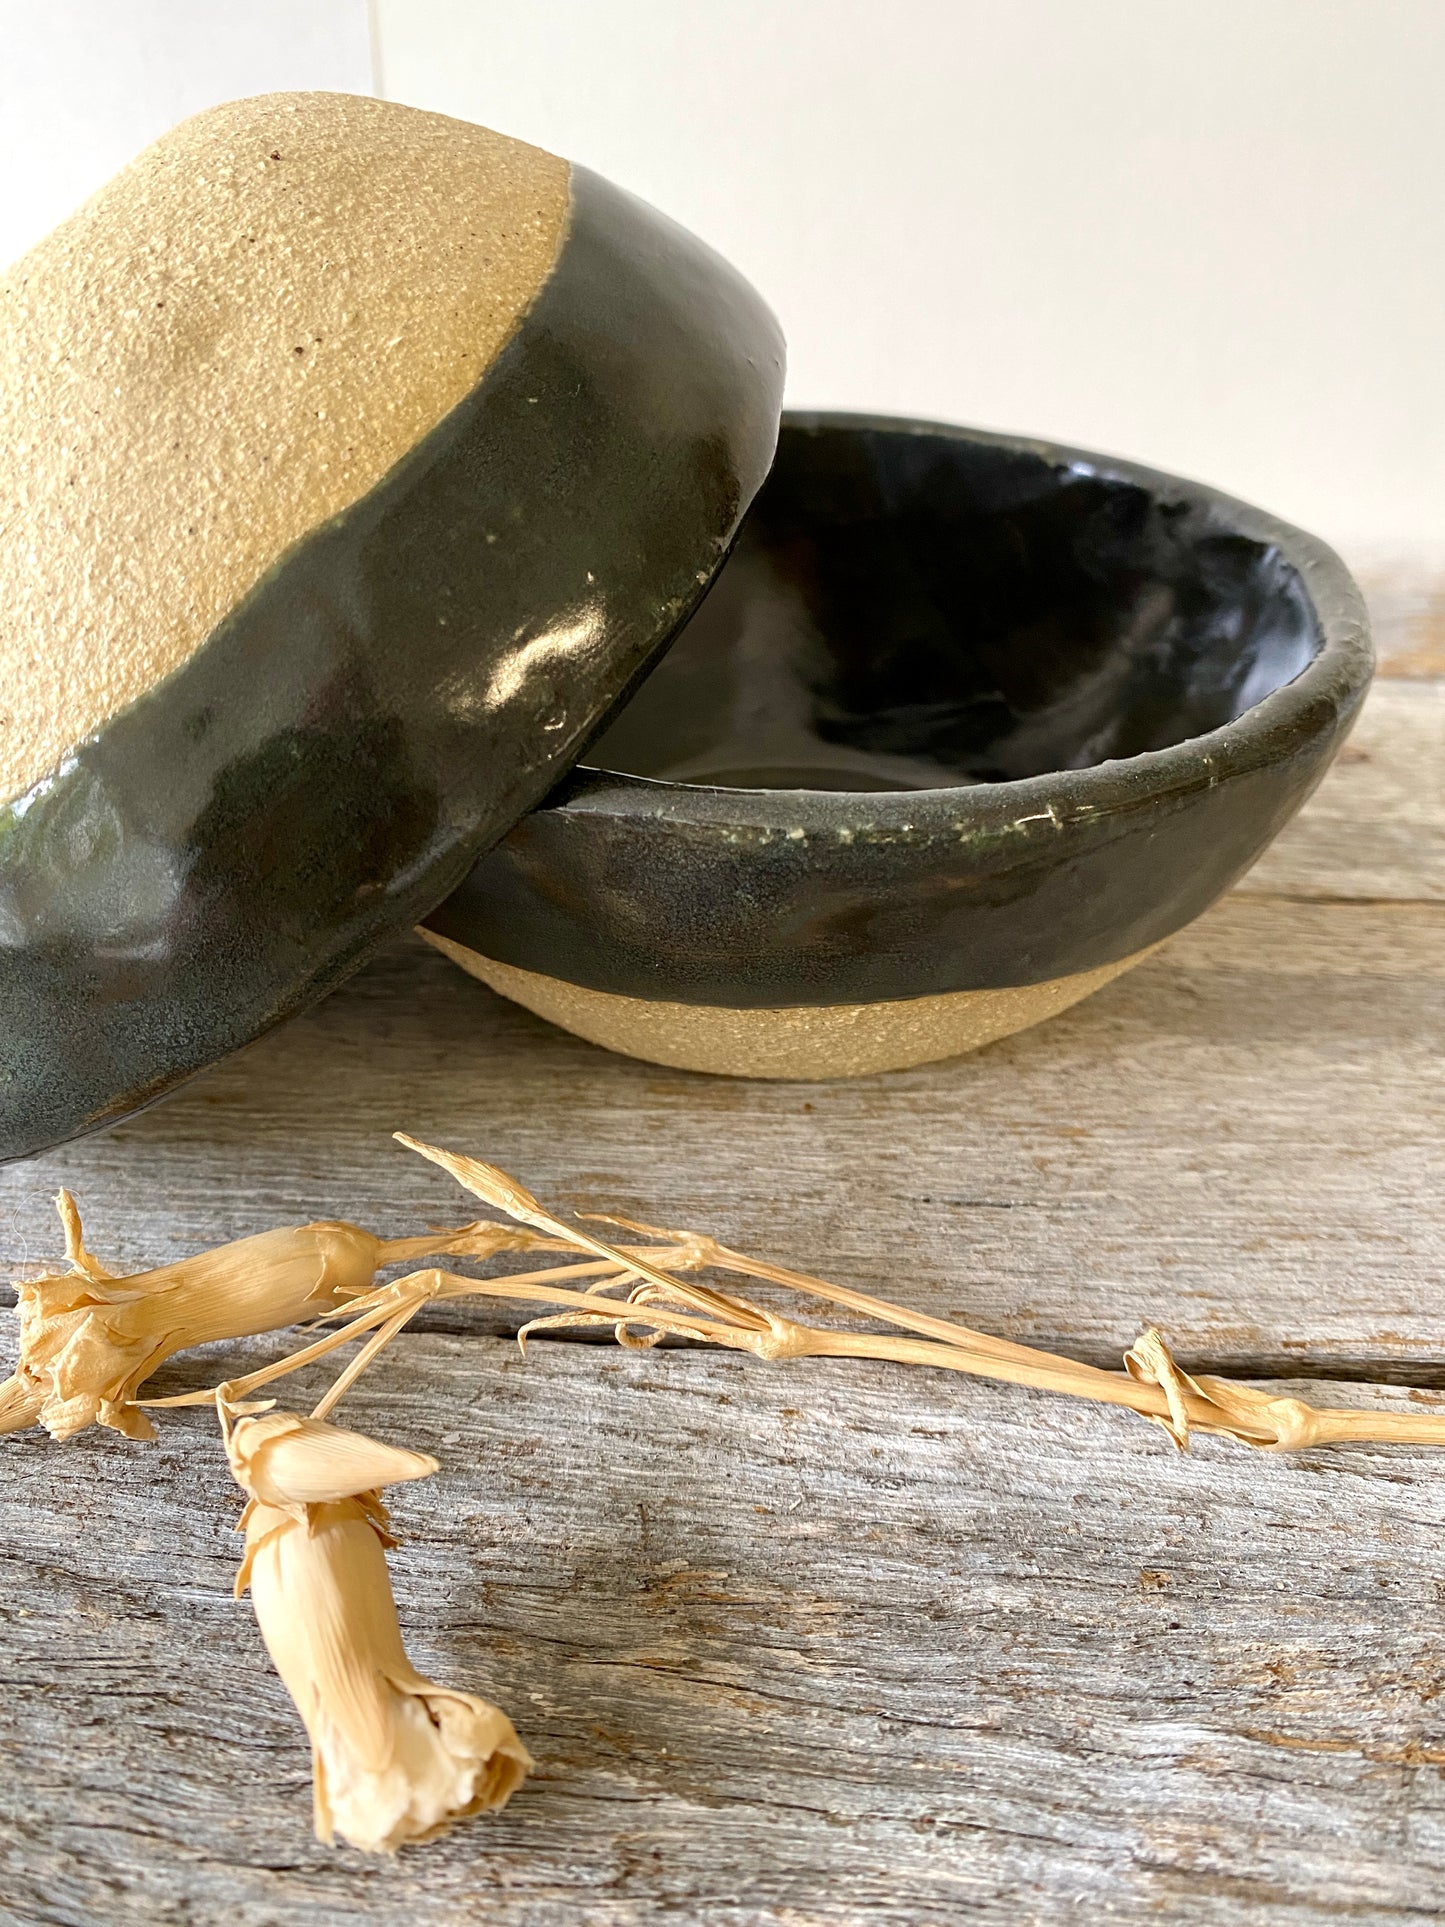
[227,1405,530,1852]
[391,1137,1445,1456]
[0,1191,552,1442]
[139,1252,692,1420]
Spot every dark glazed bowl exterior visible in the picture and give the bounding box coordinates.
[425,414,1372,1075]
[0,140,785,1162]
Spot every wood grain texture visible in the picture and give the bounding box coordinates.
[1,671,1443,1924]
[1235,682,1444,903]
[3,888,1440,1381]
[7,1342,1445,1925]
[1351,554,1445,680]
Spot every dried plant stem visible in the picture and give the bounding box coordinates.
[137,1295,417,1411]
[133,1255,668,1415]
[397,1135,1121,1382]
[373,1228,571,1267]
[591,1215,1128,1381]
[814,1328,1445,1448]
[131,1140,1445,1458]
[359,1268,1263,1436]
[310,1302,424,1421]
[394,1134,725,1311]
[391,1138,1445,1457]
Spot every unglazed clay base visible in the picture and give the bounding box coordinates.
[423,932,1153,1079]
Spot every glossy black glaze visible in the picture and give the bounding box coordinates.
[428,415,1371,1009]
[0,168,785,1162]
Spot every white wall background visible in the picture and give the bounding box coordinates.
[2,1,1441,559]
[0,1,371,263]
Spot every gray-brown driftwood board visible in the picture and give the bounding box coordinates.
[1,625,1441,1924]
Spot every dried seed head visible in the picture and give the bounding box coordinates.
[394,1135,548,1228]
[0,1194,511,1443]
[233,1421,529,1852]
[227,1410,438,1512]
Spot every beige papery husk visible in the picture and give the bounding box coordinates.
[366,1136,1445,1457]
[226,1406,531,1853]
[0,1190,558,1442]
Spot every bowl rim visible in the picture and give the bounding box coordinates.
[560,410,1372,836]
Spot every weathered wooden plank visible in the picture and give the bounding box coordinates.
[1235,681,1444,903]
[1350,552,1445,680]
[2,578,1442,1925]
[3,890,1441,1381]
[5,1338,1445,1924]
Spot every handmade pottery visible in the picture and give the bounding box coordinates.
[424,414,1373,1077]
[0,94,784,1161]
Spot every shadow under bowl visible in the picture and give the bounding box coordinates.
[422,413,1372,1078]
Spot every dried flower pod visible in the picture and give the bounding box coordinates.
[0,1192,527,1442]
[231,1411,530,1852]
[225,1410,438,1515]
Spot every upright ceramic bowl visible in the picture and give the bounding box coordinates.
[423,413,1372,1077]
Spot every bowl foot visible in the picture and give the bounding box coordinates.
[421,933,1153,1079]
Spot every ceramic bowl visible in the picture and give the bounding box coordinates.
[423,412,1372,1077]
[0,95,783,1161]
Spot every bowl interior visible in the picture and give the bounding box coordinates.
[587,420,1321,791]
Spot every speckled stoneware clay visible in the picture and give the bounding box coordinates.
[0,92,785,1161]
[424,414,1373,1078]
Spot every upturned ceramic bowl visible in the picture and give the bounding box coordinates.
[0,94,783,1161]
[423,413,1372,1077]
